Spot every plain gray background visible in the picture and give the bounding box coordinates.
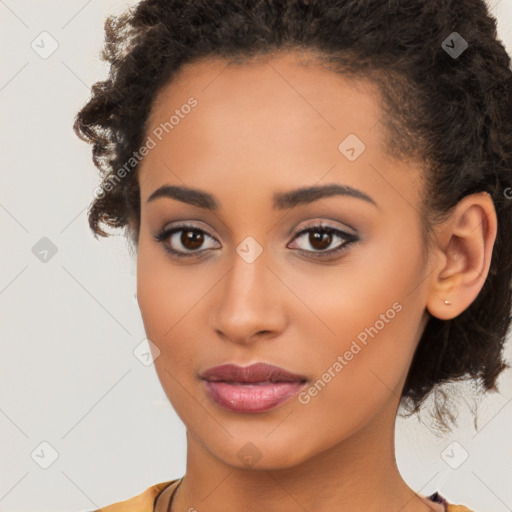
[1,1,511,511]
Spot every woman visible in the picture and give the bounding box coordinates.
[74,0,512,510]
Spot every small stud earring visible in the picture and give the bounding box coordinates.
[444,299,451,305]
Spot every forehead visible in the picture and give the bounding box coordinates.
[138,51,392,197]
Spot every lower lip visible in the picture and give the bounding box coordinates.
[203,380,306,413]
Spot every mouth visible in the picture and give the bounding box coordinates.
[202,380,307,413]
[199,362,308,413]
[199,362,308,383]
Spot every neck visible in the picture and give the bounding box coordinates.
[167,401,442,512]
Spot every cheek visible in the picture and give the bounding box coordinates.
[136,235,207,338]
[292,295,421,450]
[291,233,423,345]
[136,236,217,386]
[136,241,203,415]
[293,232,425,401]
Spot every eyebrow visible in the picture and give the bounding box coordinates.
[146,183,378,210]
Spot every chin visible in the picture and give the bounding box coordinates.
[201,431,315,470]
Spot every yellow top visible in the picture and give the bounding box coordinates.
[90,479,476,512]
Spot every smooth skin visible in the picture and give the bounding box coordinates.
[134,51,497,512]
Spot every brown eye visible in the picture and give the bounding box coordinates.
[308,230,333,251]
[180,229,205,250]
[288,225,358,259]
[154,224,220,259]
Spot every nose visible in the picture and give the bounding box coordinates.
[208,248,287,346]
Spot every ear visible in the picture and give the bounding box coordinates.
[426,192,497,320]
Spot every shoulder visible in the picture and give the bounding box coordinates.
[88,480,178,512]
[87,483,476,512]
[429,491,476,512]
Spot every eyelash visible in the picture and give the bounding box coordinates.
[154,223,359,260]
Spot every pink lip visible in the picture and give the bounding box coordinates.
[199,362,307,383]
[199,363,307,413]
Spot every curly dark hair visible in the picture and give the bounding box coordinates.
[73,0,512,432]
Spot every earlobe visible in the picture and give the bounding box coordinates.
[426,192,497,321]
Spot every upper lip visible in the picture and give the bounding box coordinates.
[200,363,307,383]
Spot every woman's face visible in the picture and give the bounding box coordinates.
[136,52,435,468]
